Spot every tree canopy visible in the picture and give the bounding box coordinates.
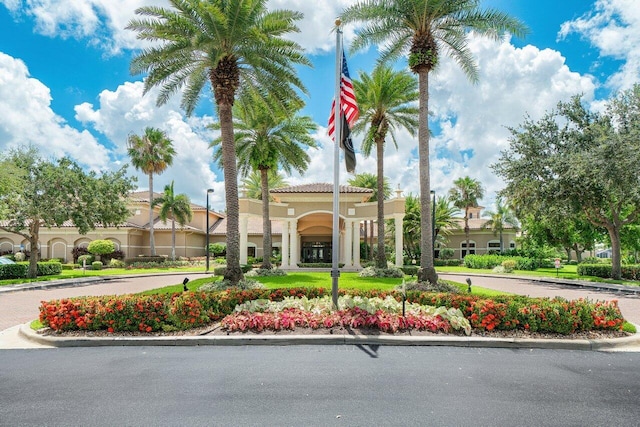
[493,84,640,279]
[0,147,136,277]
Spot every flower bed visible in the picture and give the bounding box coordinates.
[38,287,626,335]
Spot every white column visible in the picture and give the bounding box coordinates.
[290,219,299,267]
[281,220,290,268]
[240,214,248,265]
[394,214,404,267]
[344,219,353,267]
[353,221,361,269]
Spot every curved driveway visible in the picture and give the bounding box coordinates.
[439,273,640,325]
[1,272,640,332]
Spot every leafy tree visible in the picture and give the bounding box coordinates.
[352,64,418,268]
[348,172,391,262]
[127,127,175,256]
[0,147,136,278]
[87,240,116,259]
[128,0,310,284]
[449,176,484,256]
[241,170,288,201]
[211,89,316,269]
[434,195,460,246]
[341,0,527,283]
[493,85,640,279]
[481,197,519,253]
[153,180,193,261]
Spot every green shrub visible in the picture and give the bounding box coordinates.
[0,262,61,279]
[91,261,103,270]
[109,259,126,268]
[124,256,166,265]
[37,262,62,276]
[87,239,115,256]
[0,263,28,279]
[501,259,516,273]
[61,264,76,270]
[358,266,404,278]
[212,265,253,276]
[464,254,540,271]
[401,266,419,276]
[439,248,455,260]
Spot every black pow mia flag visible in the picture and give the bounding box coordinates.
[340,114,356,173]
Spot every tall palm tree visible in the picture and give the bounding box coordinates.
[352,64,418,268]
[340,0,527,283]
[241,170,288,200]
[127,127,175,256]
[482,197,519,253]
[348,172,391,262]
[152,181,193,261]
[211,89,317,270]
[449,176,484,257]
[127,0,310,284]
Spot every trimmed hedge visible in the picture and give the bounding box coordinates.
[39,287,625,335]
[0,262,62,279]
[578,264,640,281]
[464,254,542,271]
[434,259,462,267]
[124,256,166,265]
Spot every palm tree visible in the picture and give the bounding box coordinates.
[340,0,527,283]
[352,64,418,268]
[152,181,193,261]
[211,89,317,270]
[241,170,288,200]
[434,195,461,245]
[127,127,175,256]
[482,197,519,253]
[127,0,310,284]
[348,172,391,262]
[449,176,485,257]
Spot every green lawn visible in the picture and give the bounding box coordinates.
[138,272,506,298]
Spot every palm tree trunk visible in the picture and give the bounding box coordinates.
[417,70,437,284]
[171,216,176,261]
[148,173,155,256]
[376,139,386,268]
[260,168,272,270]
[219,101,243,284]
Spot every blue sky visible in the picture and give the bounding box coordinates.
[0,0,638,212]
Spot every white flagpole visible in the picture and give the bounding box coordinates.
[331,20,343,309]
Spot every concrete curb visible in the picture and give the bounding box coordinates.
[19,323,640,351]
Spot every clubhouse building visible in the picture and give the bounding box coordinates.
[0,184,517,266]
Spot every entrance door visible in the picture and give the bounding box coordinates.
[301,242,332,263]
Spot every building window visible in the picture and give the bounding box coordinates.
[461,241,476,258]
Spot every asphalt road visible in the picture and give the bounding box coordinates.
[1,345,639,426]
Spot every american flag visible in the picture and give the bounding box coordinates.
[328,51,359,140]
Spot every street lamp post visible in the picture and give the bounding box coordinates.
[205,188,214,273]
[431,190,436,259]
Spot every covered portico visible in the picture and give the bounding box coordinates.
[237,183,405,269]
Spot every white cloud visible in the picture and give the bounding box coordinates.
[1,0,349,54]
[74,80,222,207]
[558,0,640,90]
[0,52,110,169]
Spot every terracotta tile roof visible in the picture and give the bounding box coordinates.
[0,220,143,229]
[152,219,200,231]
[270,183,373,194]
